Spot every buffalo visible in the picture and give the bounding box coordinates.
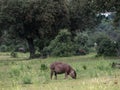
[50,62,76,79]
[18,47,26,53]
[112,62,120,69]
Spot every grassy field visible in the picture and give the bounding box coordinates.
[0,52,120,90]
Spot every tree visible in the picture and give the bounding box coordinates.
[37,0,70,52]
[0,0,69,58]
[92,0,120,27]
[69,0,98,33]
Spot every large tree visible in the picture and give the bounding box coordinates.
[0,0,69,58]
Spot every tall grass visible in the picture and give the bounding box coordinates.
[0,52,120,90]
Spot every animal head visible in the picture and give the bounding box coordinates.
[69,70,76,79]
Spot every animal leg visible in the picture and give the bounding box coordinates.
[64,72,68,79]
[54,72,57,80]
[51,71,54,79]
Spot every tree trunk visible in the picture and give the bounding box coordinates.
[27,38,35,59]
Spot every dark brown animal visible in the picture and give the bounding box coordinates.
[18,47,26,53]
[50,62,76,79]
[112,62,120,69]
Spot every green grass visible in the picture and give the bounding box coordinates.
[0,52,120,90]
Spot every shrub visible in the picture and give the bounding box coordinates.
[44,29,75,57]
[40,64,48,71]
[23,76,32,84]
[74,32,88,46]
[96,37,118,56]
[0,45,8,52]
[74,32,89,55]
[82,65,87,70]
[10,51,18,58]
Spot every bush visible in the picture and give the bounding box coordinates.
[74,32,88,46]
[82,65,87,70]
[0,45,8,52]
[74,32,89,55]
[11,51,18,58]
[44,29,75,57]
[40,64,48,71]
[23,76,32,84]
[96,37,118,56]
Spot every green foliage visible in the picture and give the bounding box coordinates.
[0,0,120,58]
[27,65,32,70]
[45,29,75,57]
[82,65,87,70]
[0,45,8,52]
[0,31,28,52]
[9,68,20,78]
[10,51,18,58]
[20,64,25,71]
[69,0,98,31]
[74,32,89,55]
[97,65,111,71]
[40,64,48,71]
[95,34,109,46]
[23,76,32,84]
[0,0,71,57]
[74,32,88,46]
[96,36,118,56]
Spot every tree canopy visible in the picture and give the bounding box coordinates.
[0,0,120,58]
